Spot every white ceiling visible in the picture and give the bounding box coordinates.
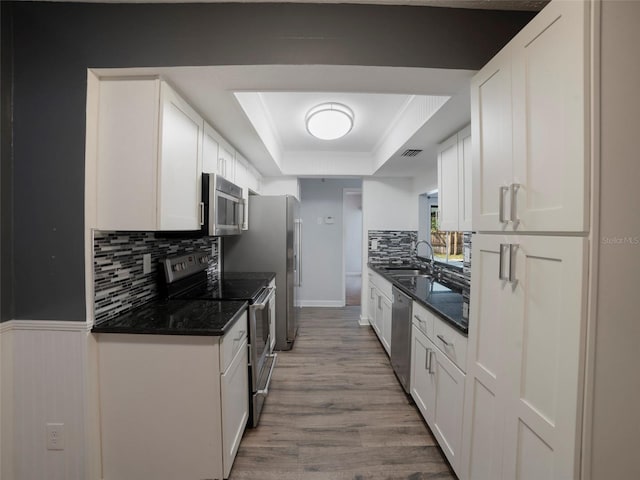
[94,65,475,178]
[250,92,415,152]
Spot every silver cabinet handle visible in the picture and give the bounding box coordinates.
[425,347,432,371]
[510,183,520,224]
[509,244,519,283]
[499,186,509,224]
[499,243,509,280]
[429,350,435,375]
[437,334,452,347]
[199,201,205,226]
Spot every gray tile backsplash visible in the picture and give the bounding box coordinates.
[368,230,418,265]
[93,231,219,323]
[368,229,472,320]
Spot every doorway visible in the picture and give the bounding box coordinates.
[343,188,363,306]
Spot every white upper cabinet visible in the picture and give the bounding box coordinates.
[472,0,589,233]
[437,125,472,232]
[219,142,236,183]
[203,121,236,181]
[202,122,221,174]
[96,79,203,231]
[437,132,460,232]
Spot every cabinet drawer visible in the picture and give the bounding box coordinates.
[433,317,468,373]
[369,270,393,299]
[412,301,434,339]
[220,311,248,371]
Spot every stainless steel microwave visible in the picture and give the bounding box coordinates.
[201,173,244,236]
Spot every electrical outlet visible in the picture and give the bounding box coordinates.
[46,423,64,450]
[371,239,379,251]
[143,254,152,274]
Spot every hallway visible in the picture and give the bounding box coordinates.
[229,307,455,480]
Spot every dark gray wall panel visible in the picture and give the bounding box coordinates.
[1,2,14,322]
[3,2,534,320]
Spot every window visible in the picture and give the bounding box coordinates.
[430,205,464,268]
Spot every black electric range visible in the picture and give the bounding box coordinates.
[163,252,277,428]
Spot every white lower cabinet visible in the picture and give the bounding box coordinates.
[368,270,392,356]
[461,234,587,480]
[221,339,249,479]
[97,312,249,480]
[411,309,466,475]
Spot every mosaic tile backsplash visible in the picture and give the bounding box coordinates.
[367,230,418,265]
[93,231,220,323]
[368,229,472,319]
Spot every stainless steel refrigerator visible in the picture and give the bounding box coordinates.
[223,195,301,350]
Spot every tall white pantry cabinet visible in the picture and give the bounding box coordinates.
[462,1,592,479]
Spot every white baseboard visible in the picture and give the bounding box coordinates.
[298,300,345,308]
[358,314,370,326]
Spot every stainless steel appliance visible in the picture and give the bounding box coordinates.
[391,286,413,393]
[201,173,244,236]
[223,195,301,351]
[162,251,277,427]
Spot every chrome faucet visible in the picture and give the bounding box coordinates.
[413,240,435,273]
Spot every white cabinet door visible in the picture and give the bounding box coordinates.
[471,50,514,233]
[511,0,589,233]
[158,82,203,230]
[367,277,377,329]
[461,234,586,480]
[458,126,473,232]
[202,122,221,174]
[472,0,588,234]
[437,132,460,232]
[501,235,586,480]
[461,234,513,480]
[432,346,465,473]
[221,338,249,479]
[380,294,392,356]
[411,324,437,425]
[219,144,235,182]
[96,79,203,231]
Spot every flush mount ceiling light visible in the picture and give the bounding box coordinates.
[305,103,354,140]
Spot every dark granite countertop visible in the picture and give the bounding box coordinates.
[369,264,468,335]
[92,299,248,336]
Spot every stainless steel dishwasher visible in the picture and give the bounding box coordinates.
[390,286,412,393]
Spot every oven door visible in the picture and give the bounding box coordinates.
[248,286,277,427]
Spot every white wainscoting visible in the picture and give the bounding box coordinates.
[0,320,100,480]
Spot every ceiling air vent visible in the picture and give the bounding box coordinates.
[401,149,422,157]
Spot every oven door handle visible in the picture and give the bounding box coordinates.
[256,353,278,396]
[250,286,276,312]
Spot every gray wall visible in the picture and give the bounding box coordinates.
[299,178,361,305]
[0,1,534,321]
[590,1,640,478]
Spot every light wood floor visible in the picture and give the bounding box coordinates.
[229,307,456,480]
